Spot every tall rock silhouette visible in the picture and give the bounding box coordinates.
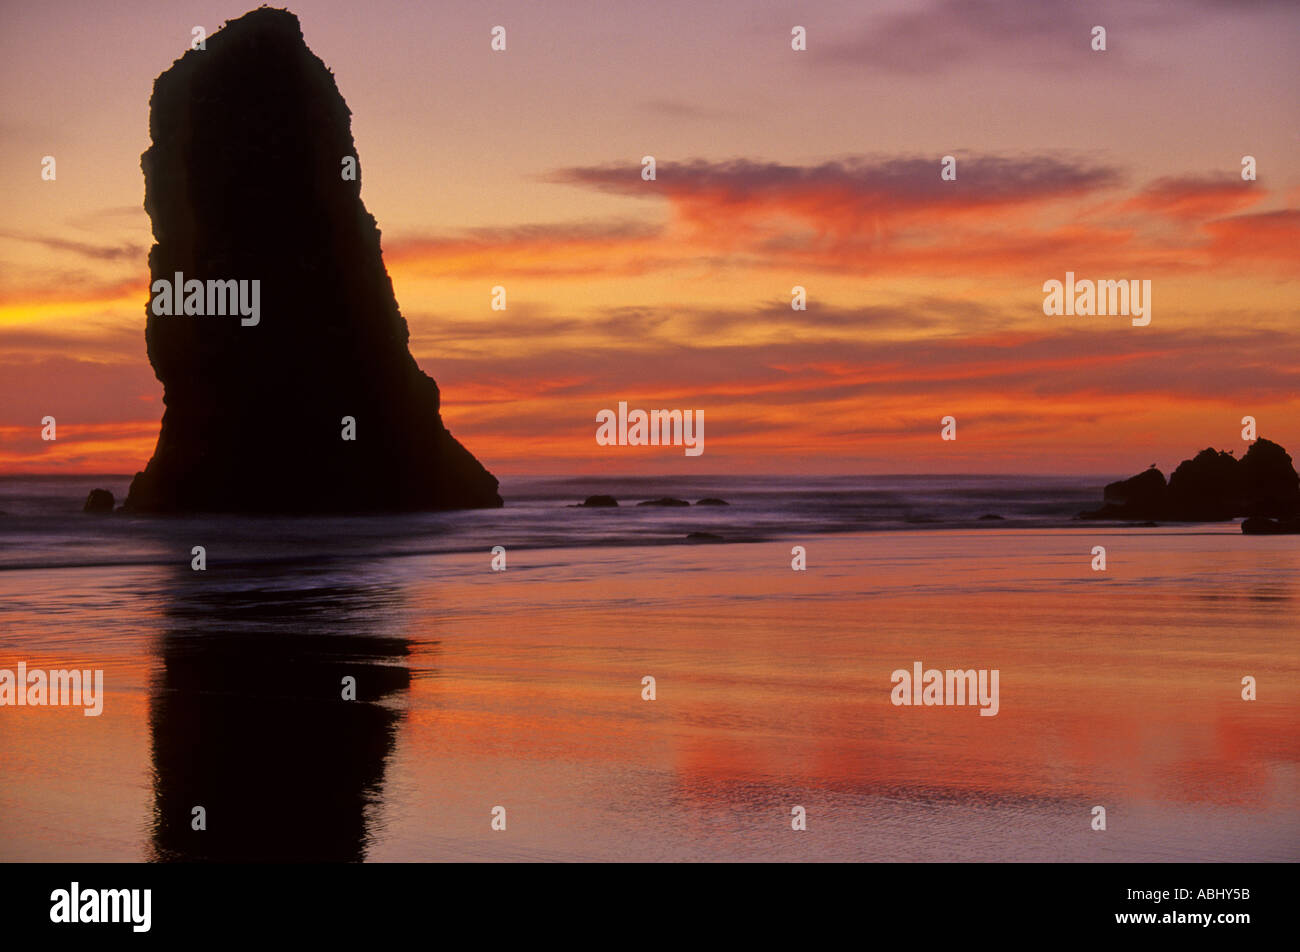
[125,7,501,512]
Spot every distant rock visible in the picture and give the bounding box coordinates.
[1080,466,1167,519]
[1081,438,1300,523]
[977,513,1004,520]
[685,531,724,542]
[1109,466,1166,510]
[1241,516,1300,535]
[637,497,690,507]
[83,489,115,514]
[123,8,500,513]
[581,495,618,507]
[694,498,729,506]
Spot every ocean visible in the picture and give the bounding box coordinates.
[0,473,1106,571]
[1,474,1296,861]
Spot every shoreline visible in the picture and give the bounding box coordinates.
[0,520,1255,576]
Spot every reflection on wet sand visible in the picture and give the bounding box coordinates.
[148,569,413,861]
[1,527,1293,862]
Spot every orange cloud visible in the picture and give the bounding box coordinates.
[380,156,1298,282]
[1120,175,1265,221]
[0,421,158,473]
[0,277,143,327]
[2,155,1297,476]
[1202,209,1300,265]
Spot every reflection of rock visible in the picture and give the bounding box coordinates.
[150,573,411,861]
[83,489,115,513]
[1081,438,1300,522]
[637,497,690,507]
[581,495,618,507]
[695,498,729,506]
[125,8,499,513]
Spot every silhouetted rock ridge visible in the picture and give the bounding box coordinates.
[1081,438,1299,523]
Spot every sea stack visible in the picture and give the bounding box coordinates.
[125,8,501,512]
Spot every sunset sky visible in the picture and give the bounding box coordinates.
[1,0,1297,476]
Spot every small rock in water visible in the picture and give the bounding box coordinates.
[694,498,729,506]
[83,489,115,514]
[977,513,1004,520]
[581,495,619,507]
[1241,515,1300,535]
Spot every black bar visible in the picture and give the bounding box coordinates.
[0,862,1281,940]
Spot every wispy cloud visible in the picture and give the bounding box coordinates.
[384,154,1295,281]
[0,230,145,263]
[813,0,1300,75]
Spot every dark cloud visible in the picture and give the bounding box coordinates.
[812,0,1297,75]
[551,154,1123,208]
[817,0,1104,74]
[0,230,145,263]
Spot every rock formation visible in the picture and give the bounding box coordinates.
[1081,438,1300,522]
[83,489,114,513]
[1093,466,1167,519]
[685,531,724,543]
[1241,515,1300,535]
[124,8,500,513]
[1167,448,1242,520]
